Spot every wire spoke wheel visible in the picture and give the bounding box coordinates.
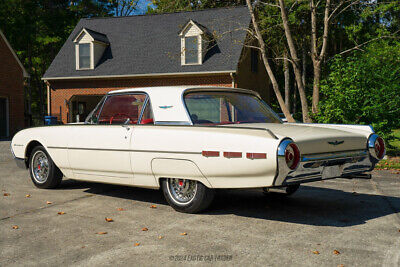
[167,178,197,204]
[31,151,50,184]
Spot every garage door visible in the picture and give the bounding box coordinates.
[0,98,8,138]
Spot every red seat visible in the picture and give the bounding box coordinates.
[140,118,154,125]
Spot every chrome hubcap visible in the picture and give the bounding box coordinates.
[168,178,197,204]
[31,151,49,183]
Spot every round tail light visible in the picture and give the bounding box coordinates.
[278,139,301,171]
[285,143,300,170]
[374,137,385,159]
[368,134,385,160]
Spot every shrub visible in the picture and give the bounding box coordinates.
[315,40,400,141]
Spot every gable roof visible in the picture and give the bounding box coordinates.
[73,28,110,44]
[0,30,29,78]
[43,6,250,80]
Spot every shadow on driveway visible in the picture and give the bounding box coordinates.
[55,179,400,227]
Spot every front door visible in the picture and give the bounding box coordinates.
[0,98,8,138]
[68,93,147,185]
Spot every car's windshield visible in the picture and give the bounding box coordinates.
[184,91,282,125]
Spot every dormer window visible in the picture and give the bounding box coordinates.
[78,43,91,69]
[179,20,208,66]
[184,36,200,64]
[73,28,109,70]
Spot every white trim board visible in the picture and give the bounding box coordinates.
[42,70,236,81]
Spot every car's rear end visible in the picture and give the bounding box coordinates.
[270,125,385,187]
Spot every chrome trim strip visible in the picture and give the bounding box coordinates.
[154,121,192,125]
[47,146,201,155]
[301,150,368,162]
[138,96,149,124]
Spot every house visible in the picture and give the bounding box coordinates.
[0,30,29,138]
[43,6,271,123]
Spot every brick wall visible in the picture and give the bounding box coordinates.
[49,74,233,123]
[0,35,25,137]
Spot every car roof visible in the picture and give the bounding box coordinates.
[108,86,258,96]
[107,86,260,124]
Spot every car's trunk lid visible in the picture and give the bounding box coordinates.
[222,123,367,154]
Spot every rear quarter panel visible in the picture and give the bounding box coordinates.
[131,125,280,188]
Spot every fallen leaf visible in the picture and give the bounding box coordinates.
[57,212,66,215]
[142,227,148,231]
[105,217,113,222]
[134,243,140,246]
[338,265,344,267]
[3,193,9,196]
[25,194,31,198]
[150,205,157,209]
[312,250,320,255]
[333,250,340,255]
[96,232,107,235]
[12,225,19,229]
[158,235,163,239]
[117,208,125,211]
[180,232,187,236]
[46,201,52,204]
[398,229,400,232]
[81,246,86,248]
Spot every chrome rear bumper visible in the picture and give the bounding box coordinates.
[274,150,375,186]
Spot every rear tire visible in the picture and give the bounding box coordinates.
[29,146,63,189]
[161,178,215,213]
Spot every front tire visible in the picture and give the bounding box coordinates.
[29,146,63,189]
[161,178,215,213]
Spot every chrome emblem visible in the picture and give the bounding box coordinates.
[328,140,344,146]
[159,105,173,109]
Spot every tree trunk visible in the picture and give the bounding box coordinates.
[246,0,295,122]
[312,60,321,114]
[278,0,311,123]
[284,51,290,112]
[302,49,306,88]
[293,76,297,115]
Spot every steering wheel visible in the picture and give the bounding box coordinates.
[109,113,132,124]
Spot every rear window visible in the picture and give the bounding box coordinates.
[184,91,281,125]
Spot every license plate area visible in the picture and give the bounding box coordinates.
[321,165,342,179]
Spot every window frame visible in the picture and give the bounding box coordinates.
[78,43,91,70]
[92,92,151,125]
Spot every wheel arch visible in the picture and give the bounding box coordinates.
[24,140,44,168]
[151,158,213,188]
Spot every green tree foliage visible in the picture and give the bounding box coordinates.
[149,0,245,13]
[0,0,113,121]
[314,40,400,140]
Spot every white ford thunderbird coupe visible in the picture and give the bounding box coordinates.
[11,86,385,213]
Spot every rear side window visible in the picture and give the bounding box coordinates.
[98,94,147,125]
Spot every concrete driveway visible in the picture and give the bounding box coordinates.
[1,140,400,266]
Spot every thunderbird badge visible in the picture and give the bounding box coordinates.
[328,140,344,146]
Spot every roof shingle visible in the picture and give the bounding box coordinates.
[43,6,250,79]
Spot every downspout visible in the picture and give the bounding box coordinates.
[45,80,51,116]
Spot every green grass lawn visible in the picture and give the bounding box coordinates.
[387,129,400,156]
[376,129,400,171]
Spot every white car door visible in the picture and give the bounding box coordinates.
[68,93,148,185]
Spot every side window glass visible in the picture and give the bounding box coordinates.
[85,96,105,124]
[139,100,154,125]
[98,94,147,125]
